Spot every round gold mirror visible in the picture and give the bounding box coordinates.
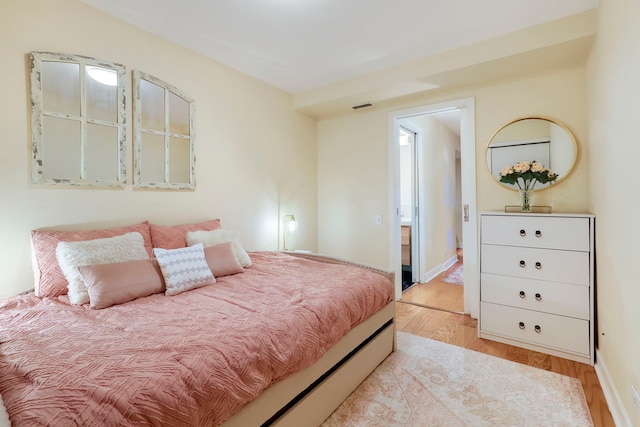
[486,117,577,191]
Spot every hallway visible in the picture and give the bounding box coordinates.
[401,248,464,313]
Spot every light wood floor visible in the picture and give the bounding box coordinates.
[396,302,615,426]
[401,259,464,312]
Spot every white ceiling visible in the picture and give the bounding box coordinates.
[80,0,598,94]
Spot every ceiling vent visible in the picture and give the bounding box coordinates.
[352,102,374,110]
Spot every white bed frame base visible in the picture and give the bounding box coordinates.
[222,301,396,427]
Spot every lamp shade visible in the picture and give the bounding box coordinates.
[286,216,298,233]
[283,214,297,251]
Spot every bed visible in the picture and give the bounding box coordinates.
[0,220,395,427]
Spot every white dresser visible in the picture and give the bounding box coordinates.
[479,212,595,365]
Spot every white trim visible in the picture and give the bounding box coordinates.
[398,120,425,284]
[595,349,632,427]
[389,97,478,318]
[443,254,458,272]
[422,265,444,284]
[420,255,459,284]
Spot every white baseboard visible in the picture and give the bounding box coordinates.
[595,349,632,427]
[422,265,441,283]
[443,254,458,271]
[421,255,459,283]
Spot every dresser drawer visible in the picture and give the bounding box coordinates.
[480,302,590,356]
[482,215,590,251]
[481,244,590,286]
[481,273,590,319]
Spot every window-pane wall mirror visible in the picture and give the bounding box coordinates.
[133,70,195,190]
[30,52,126,187]
[486,117,578,190]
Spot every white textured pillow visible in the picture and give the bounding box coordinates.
[153,243,216,296]
[186,229,252,267]
[56,232,149,305]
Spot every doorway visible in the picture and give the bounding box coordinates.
[398,124,420,291]
[398,112,463,312]
[388,98,478,318]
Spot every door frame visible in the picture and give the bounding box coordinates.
[388,97,478,318]
[398,121,424,284]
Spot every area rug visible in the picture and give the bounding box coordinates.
[322,332,593,427]
[442,264,464,285]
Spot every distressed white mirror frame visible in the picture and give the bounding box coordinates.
[30,52,126,187]
[133,70,195,190]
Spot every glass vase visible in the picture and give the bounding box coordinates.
[519,188,533,212]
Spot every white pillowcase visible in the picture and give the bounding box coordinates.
[186,229,252,267]
[153,243,216,296]
[56,232,149,305]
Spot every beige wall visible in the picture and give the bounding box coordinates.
[317,66,590,269]
[0,0,318,298]
[587,1,640,425]
[317,111,389,266]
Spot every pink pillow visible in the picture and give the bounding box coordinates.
[31,222,153,298]
[77,259,165,309]
[204,242,245,277]
[149,219,222,250]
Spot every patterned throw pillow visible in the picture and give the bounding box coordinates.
[153,243,216,296]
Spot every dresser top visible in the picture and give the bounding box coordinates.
[481,211,595,218]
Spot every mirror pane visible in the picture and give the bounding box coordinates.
[140,79,165,131]
[550,123,574,180]
[42,116,81,179]
[85,124,118,181]
[42,61,80,116]
[488,141,552,189]
[141,133,165,183]
[169,137,190,183]
[31,52,126,187]
[169,92,190,135]
[86,66,118,122]
[133,70,194,189]
[490,119,549,143]
[486,118,577,191]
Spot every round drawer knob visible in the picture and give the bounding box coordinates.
[535,293,542,301]
[535,262,542,269]
[519,229,526,237]
[519,322,525,330]
[519,291,526,298]
[534,325,542,334]
[519,260,526,268]
[535,230,542,238]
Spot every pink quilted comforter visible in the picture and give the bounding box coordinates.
[0,252,393,426]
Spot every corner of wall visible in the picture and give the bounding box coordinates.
[595,349,633,427]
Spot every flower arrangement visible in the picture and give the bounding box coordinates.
[499,161,558,211]
[499,161,558,191]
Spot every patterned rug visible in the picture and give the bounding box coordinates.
[322,332,593,427]
[442,264,464,285]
